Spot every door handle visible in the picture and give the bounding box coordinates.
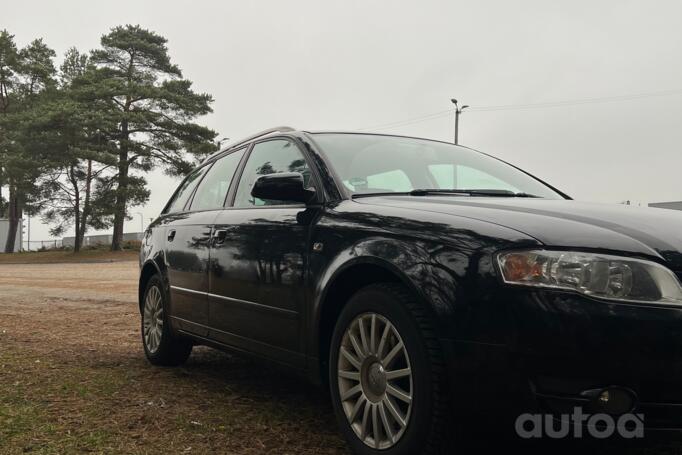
[212,229,228,245]
[167,229,176,242]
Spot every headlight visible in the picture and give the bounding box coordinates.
[497,250,682,305]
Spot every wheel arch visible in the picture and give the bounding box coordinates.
[312,256,442,387]
[138,259,164,313]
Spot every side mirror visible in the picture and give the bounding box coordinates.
[251,172,316,204]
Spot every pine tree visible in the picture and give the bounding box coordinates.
[34,48,118,251]
[0,31,56,252]
[85,25,217,250]
[0,30,18,220]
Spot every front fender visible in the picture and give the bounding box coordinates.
[307,204,543,377]
[313,237,456,336]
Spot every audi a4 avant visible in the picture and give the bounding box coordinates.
[139,127,682,454]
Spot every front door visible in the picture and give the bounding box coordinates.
[163,165,213,337]
[208,139,317,367]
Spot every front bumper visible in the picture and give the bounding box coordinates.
[443,289,682,429]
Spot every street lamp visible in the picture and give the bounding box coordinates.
[451,99,469,145]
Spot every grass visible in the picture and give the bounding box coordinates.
[0,340,347,454]
[3,340,682,455]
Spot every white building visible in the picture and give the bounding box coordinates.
[62,232,143,248]
[0,219,22,253]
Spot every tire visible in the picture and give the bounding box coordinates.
[141,275,193,366]
[329,283,449,455]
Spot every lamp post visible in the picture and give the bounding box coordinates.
[451,99,469,145]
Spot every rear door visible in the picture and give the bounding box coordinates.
[164,165,213,336]
[165,148,246,337]
[208,138,318,367]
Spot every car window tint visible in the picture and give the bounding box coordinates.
[233,140,311,207]
[190,148,245,211]
[166,166,208,213]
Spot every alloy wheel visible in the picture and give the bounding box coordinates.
[337,312,413,449]
[143,286,164,353]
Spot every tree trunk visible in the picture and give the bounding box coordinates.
[68,165,82,253]
[73,198,81,252]
[4,183,21,253]
[111,145,129,251]
[78,159,92,251]
[112,57,134,252]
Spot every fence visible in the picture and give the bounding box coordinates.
[20,232,143,252]
[24,239,64,251]
[62,232,143,248]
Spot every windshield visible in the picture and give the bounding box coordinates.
[312,133,564,199]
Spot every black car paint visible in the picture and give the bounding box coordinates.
[140,130,682,426]
[208,206,311,367]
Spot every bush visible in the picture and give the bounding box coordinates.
[35,245,68,252]
[82,244,108,251]
[122,240,142,250]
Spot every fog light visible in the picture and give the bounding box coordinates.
[598,390,610,404]
[582,387,636,415]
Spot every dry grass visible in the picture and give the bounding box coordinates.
[1,261,682,454]
[0,249,138,264]
[0,261,347,454]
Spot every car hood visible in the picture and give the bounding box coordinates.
[356,196,682,270]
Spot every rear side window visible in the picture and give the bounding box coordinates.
[190,148,246,211]
[166,166,208,213]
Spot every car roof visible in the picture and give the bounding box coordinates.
[204,127,469,164]
[303,130,467,148]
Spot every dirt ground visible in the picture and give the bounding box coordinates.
[2,260,682,454]
[0,261,346,454]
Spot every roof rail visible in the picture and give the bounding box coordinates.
[203,126,296,163]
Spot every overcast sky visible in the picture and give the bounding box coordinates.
[5,0,682,242]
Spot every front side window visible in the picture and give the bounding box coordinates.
[233,140,311,207]
[166,166,208,213]
[313,133,563,199]
[190,148,245,211]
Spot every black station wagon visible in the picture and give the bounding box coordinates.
[139,127,682,454]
